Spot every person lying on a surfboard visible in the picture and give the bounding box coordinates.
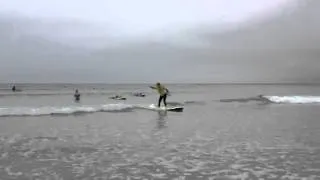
[150,82,170,107]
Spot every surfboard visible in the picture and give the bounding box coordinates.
[148,104,184,112]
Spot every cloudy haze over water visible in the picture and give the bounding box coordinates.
[0,0,319,83]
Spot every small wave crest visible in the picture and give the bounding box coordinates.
[220,95,320,104]
[264,96,320,104]
[184,100,206,105]
[165,101,205,106]
[0,104,134,117]
[219,95,270,103]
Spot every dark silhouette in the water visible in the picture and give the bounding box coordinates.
[220,94,272,104]
[109,95,126,100]
[132,92,146,97]
[74,89,80,102]
[12,85,16,92]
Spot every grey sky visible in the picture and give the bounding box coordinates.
[1,0,292,36]
[0,0,319,83]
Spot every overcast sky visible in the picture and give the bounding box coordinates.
[1,0,293,36]
[0,0,319,83]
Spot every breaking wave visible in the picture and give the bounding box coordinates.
[264,96,320,104]
[0,104,135,117]
[0,101,193,117]
[220,95,320,104]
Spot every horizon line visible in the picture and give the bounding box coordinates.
[1,82,320,86]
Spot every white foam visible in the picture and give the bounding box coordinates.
[264,96,320,104]
[0,104,134,117]
[137,104,183,112]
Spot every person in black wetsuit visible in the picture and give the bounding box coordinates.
[74,89,80,101]
[12,85,16,92]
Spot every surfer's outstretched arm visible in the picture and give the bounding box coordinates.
[150,86,156,89]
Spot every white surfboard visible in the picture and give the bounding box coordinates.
[148,104,184,112]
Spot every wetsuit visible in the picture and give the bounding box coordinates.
[74,91,80,101]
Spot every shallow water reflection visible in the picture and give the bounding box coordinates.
[156,111,168,130]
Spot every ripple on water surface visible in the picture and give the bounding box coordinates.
[0,130,320,180]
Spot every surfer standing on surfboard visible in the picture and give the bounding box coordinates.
[150,82,170,107]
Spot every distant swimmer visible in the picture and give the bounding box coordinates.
[74,89,80,101]
[133,92,146,97]
[109,95,126,100]
[150,82,170,107]
[12,85,16,92]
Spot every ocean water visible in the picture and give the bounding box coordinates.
[0,84,320,180]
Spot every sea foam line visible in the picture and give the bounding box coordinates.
[264,96,320,104]
[0,104,134,117]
